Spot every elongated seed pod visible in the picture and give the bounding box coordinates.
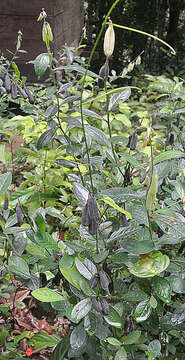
[87,193,99,221]
[122,214,128,227]
[11,83,18,99]
[89,275,99,289]
[100,297,109,315]
[24,85,34,104]
[4,73,11,92]
[16,205,23,225]
[124,315,134,335]
[17,85,28,99]
[82,202,89,226]
[146,169,158,214]
[91,297,102,313]
[3,197,9,210]
[88,219,98,235]
[127,131,137,150]
[99,269,109,290]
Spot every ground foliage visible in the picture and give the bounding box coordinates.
[0,3,185,360]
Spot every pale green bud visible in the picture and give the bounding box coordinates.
[104,20,115,57]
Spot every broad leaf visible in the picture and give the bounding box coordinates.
[75,258,94,280]
[148,339,161,358]
[70,323,87,350]
[71,298,92,322]
[50,335,70,360]
[30,333,60,350]
[32,288,65,302]
[153,150,184,165]
[34,231,60,251]
[85,125,110,147]
[37,128,56,149]
[0,172,12,196]
[8,255,30,280]
[104,306,122,328]
[129,251,170,278]
[152,276,172,303]
[33,53,50,78]
[73,182,89,206]
[109,88,131,111]
[100,195,132,219]
[134,299,152,322]
[123,330,141,345]
[115,347,127,360]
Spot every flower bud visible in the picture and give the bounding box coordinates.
[104,20,115,57]
[42,21,53,45]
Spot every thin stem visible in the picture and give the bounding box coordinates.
[105,71,125,180]
[80,0,121,194]
[111,23,176,55]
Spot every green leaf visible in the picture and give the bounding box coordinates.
[170,304,185,325]
[8,255,30,280]
[169,276,185,294]
[82,108,104,121]
[37,128,56,149]
[100,195,132,219]
[150,295,158,309]
[104,306,122,328]
[54,159,76,168]
[129,251,170,278]
[134,299,152,322]
[73,182,88,206]
[106,337,122,346]
[75,258,93,280]
[93,250,109,264]
[109,88,131,111]
[148,339,161,358]
[85,125,111,147]
[123,330,141,345]
[32,288,65,302]
[33,53,50,78]
[71,298,92,322]
[12,234,27,256]
[152,276,172,303]
[59,262,92,295]
[50,335,70,360]
[59,254,74,269]
[34,231,59,251]
[0,172,12,196]
[115,347,127,360]
[99,187,144,203]
[70,323,87,350]
[30,333,60,350]
[153,150,184,165]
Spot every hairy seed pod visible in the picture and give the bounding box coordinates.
[87,193,99,221]
[100,297,109,315]
[89,275,99,289]
[24,85,34,104]
[91,297,102,313]
[82,202,89,226]
[124,315,134,335]
[127,131,137,150]
[3,197,9,210]
[17,85,28,99]
[88,219,98,235]
[16,205,23,225]
[166,133,174,146]
[11,82,18,99]
[122,214,128,227]
[4,73,11,92]
[99,269,109,290]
